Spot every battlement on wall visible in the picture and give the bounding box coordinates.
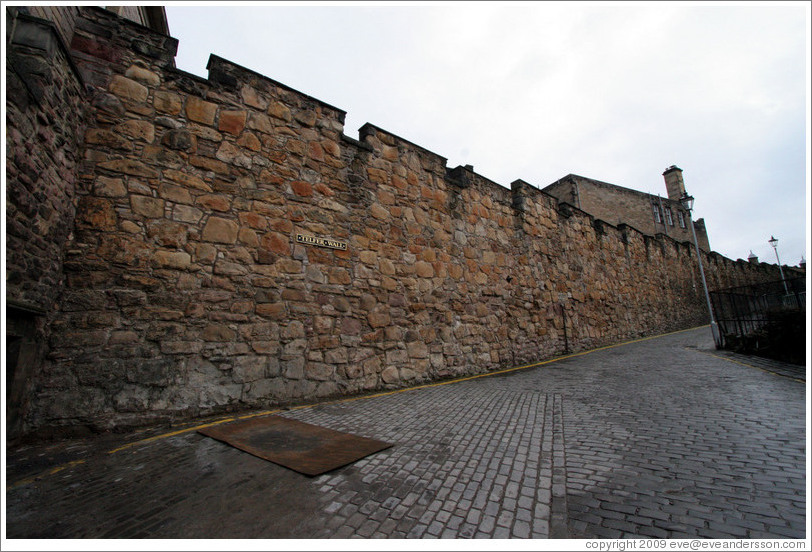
[62,7,757,268]
[178,44,731,273]
[6,6,791,437]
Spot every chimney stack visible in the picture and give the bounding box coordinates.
[662,165,685,202]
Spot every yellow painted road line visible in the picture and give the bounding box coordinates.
[7,459,87,491]
[695,349,806,383]
[105,417,242,453]
[10,324,708,488]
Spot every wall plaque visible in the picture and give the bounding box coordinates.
[296,233,348,251]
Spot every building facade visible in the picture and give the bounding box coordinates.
[542,167,711,253]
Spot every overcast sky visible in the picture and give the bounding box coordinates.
[166,1,810,268]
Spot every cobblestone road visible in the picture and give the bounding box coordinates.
[4,327,807,540]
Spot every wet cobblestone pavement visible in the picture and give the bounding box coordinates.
[4,327,807,540]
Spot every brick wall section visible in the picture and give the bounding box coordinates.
[14,7,789,434]
[544,175,712,252]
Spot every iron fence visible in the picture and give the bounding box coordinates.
[709,277,806,358]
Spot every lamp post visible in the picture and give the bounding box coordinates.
[680,192,721,348]
[768,235,789,294]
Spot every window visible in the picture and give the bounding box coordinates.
[652,203,662,223]
[677,210,686,228]
[664,207,674,226]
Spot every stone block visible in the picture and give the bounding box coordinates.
[124,64,160,86]
[130,195,165,218]
[108,75,148,103]
[290,180,313,197]
[362,356,382,376]
[368,312,391,328]
[248,112,274,134]
[328,268,352,285]
[188,123,223,142]
[189,155,230,175]
[196,194,231,212]
[262,232,290,255]
[203,324,237,342]
[256,303,286,319]
[231,356,266,383]
[185,96,217,125]
[305,363,335,381]
[153,90,182,115]
[202,216,239,244]
[85,128,133,151]
[98,158,159,178]
[277,258,302,274]
[238,227,259,247]
[159,182,193,204]
[153,250,191,269]
[267,101,292,122]
[370,203,390,220]
[237,132,262,152]
[161,341,203,354]
[381,366,399,384]
[282,339,308,358]
[415,261,435,278]
[251,341,278,355]
[407,341,429,359]
[324,348,349,364]
[216,141,252,168]
[173,204,204,224]
[94,176,127,197]
[124,358,174,387]
[243,378,283,401]
[163,169,211,192]
[76,196,117,230]
[214,260,247,275]
[241,86,268,110]
[308,141,324,161]
[116,120,155,143]
[283,357,305,380]
[218,110,247,135]
[294,109,316,127]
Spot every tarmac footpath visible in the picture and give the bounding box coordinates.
[3,326,807,540]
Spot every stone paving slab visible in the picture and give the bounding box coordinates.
[3,327,807,540]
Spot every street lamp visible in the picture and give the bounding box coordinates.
[768,235,789,294]
[680,191,721,348]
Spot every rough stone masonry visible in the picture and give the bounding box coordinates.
[5,7,789,437]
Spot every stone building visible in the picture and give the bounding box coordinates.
[5,6,792,439]
[542,166,711,252]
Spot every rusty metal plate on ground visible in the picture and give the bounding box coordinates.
[198,416,392,476]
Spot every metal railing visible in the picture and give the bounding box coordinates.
[709,277,806,353]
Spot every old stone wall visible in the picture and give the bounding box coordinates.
[6,10,85,311]
[10,7,789,436]
[6,10,88,438]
